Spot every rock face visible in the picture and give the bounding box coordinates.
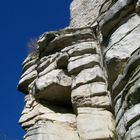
[70,0,106,27]
[97,0,140,139]
[18,0,140,139]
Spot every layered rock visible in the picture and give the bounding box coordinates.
[18,27,116,140]
[112,48,140,139]
[97,0,140,139]
[70,0,106,27]
[19,95,79,140]
[98,0,140,86]
[18,0,140,139]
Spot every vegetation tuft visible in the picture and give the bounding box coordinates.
[27,38,39,54]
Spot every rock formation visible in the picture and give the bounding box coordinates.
[18,0,140,139]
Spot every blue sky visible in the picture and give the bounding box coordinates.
[0,0,71,139]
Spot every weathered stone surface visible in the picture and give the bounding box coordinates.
[19,95,75,129]
[21,64,37,78]
[24,122,80,140]
[73,94,111,109]
[107,14,140,49]
[22,52,39,68]
[124,104,140,129]
[20,104,76,128]
[98,0,135,37]
[116,116,126,139]
[38,27,95,57]
[23,59,37,73]
[31,69,72,105]
[37,53,59,73]
[105,20,140,86]
[67,41,98,57]
[56,52,69,69]
[130,119,140,130]
[115,103,125,125]
[61,41,98,54]
[72,82,109,108]
[72,66,106,89]
[19,95,79,140]
[68,54,100,74]
[38,61,57,77]
[99,0,112,15]
[77,107,116,140]
[125,126,140,140]
[72,82,108,97]
[112,48,140,97]
[114,97,121,115]
[111,47,140,139]
[91,95,111,109]
[17,0,140,139]
[136,0,140,13]
[70,0,106,27]
[18,70,37,94]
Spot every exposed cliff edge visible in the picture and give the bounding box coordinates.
[18,0,140,139]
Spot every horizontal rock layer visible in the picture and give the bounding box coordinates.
[98,1,140,139]
[17,0,140,139]
[70,0,106,27]
[18,26,116,139]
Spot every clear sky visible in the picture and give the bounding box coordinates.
[0,0,71,139]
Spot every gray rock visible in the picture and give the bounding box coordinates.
[124,104,140,129]
[99,0,112,14]
[17,0,140,139]
[125,126,140,140]
[22,52,39,67]
[19,95,76,130]
[72,89,111,109]
[38,61,57,77]
[21,64,37,78]
[76,107,116,140]
[107,14,140,49]
[114,97,121,115]
[31,69,72,106]
[105,23,140,86]
[67,41,97,57]
[37,53,59,73]
[98,0,135,37]
[70,0,106,27]
[91,95,111,109]
[18,70,37,94]
[112,47,140,97]
[24,121,80,140]
[38,27,95,57]
[116,116,126,139]
[23,59,38,73]
[22,53,38,76]
[125,79,140,107]
[72,66,106,89]
[72,82,108,97]
[68,54,100,74]
[56,52,69,69]
[130,119,140,130]
[72,82,109,108]
[115,103,125,125]
[61,41,98,53]
[136,0,140,13]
